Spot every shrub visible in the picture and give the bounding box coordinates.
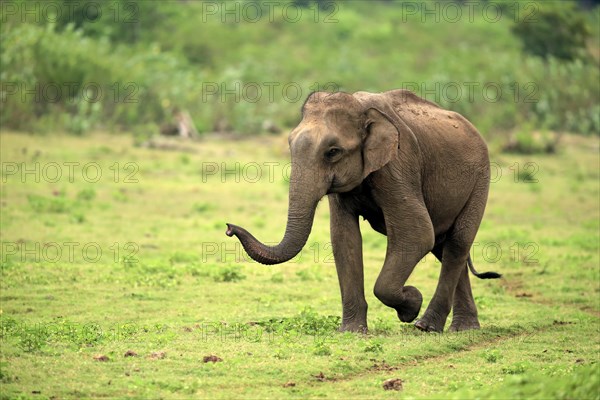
[362,338,384,353]
[503,361,530,375]
[482,349,503,363]
[257,306,340,336]
[313,339,332,356]
[503,129,561,154]
[511,4,590,62]
[27,194,72,213]
[212,266,246,282]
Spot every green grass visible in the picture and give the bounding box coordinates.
[0,131,599,399]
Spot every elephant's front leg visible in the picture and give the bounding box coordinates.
[374,199,435,324]
[329,196,368,333]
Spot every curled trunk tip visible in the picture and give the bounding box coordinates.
[224,204,316,265]
[224,167,321,265]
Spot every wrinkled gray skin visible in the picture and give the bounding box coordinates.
[226,90,493,333]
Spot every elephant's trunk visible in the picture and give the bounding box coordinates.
[226,166,323,265]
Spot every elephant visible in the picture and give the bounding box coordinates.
[226,89,501,333]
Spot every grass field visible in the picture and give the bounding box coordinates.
[0,131,598,399]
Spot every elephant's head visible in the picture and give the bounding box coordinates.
[226,91,400,264]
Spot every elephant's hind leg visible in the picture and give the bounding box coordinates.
[415,244,468,332]
[449,264,480,332]
[416,182,488,333]
[430,246,480,332]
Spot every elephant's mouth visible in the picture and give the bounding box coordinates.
[327,175,340,194]
[328,176,358,194]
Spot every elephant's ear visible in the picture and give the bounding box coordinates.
[362,108,399,179]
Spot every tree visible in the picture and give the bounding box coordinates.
[511,5,590,61]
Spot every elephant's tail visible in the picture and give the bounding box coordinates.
[467,256,502,279]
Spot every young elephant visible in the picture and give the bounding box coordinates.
[226,89,500,333]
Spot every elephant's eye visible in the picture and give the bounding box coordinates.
[325,148,342,160]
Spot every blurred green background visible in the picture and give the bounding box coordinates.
[1,0,599,142]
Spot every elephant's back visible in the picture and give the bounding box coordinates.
[357,89,489,234]
[394,99,490,235]
[379,90,488,163]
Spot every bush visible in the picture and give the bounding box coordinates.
[503,129,561,154]
[512,4,590,62]
[0,23,204,133]
[257,306,340,336]
[212,266,246,282]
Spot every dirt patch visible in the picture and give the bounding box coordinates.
[553,320,575,326]
[93,354,109,362]
[383,378,403,391]
[149,351,166,360]
[124,350,138,357]
[515,292,533,298]
[313,372,333,382]
[501,277,599,318]
[203,355,223,363]
[370,360,398,372]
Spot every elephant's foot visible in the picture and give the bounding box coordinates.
[339,301,368,333]
[393,286,423,323]
[414,310,447,333]
[375,284,423,323]
[449,316,480,332]
[338,321,368,333]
